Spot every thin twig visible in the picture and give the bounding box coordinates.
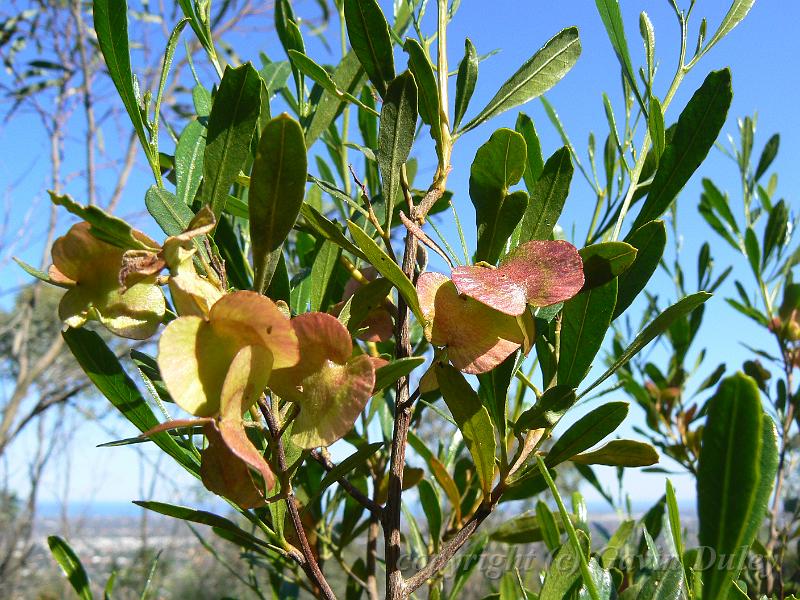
[258,399,337,600]
[310,450,384,517]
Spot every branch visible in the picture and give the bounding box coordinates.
[310,450,383,517]
[259,399,337,600]
[405,487,503,594]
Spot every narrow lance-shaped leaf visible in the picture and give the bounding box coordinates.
[570,439,659,467]
[704,0,756,52]
[347,219,423,323]
[461,27,581,133]
[249,113,307,293]
[613,220,666,319]
[62,328,198,472]
[453,38,478,130]
[343,0,395,98]
[648,95,665,163]
[92,0,150,159]
[545,401,629,466]
[558,278,617,388]
[48,536,92,600]
[175,120,206,207]
[697,373,778,599]
[378,71,418,230]
[305,51,364,146]
[754,133,779,181]
[403,38,441,158]
[515,112,545,192]
[630,69,733,231]
[595,0,645,114]
[201,63,262,217]
[518,146,572,244]
[436,363,497,497]
[582,292,712,396]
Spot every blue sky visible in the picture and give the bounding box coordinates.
[1,0,798,511]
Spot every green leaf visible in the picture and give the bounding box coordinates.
[515,385,576,432]
[518,146,572,244]
[705,0,756,52]
[763,199,788,266]
[536,500,561,551]
[249,113,307,292]
[583,292,711,396]
[403,38,441,156]
[453,38,478,130]
[613,220,666,320]
[579,242,637,290]
[347,219,423,322]
[754,133,779,181]
[698,373,778,599]
[175,120,206,207]
[478,351,517,442]
[516,112,545,192]
[134,500,270,551]
[744,226,761,276]
[594,0,644,115]
[309,240,339,311]
[418,479,443,546]
[461,27,581,133]
[13,256,60,285]
[62,328,198,473]
[539,539,581,598]
[374,357,425,395]
[648,95,665,163]
[558,278,617,388]
[92,0,150,158]
[48,536,93,600]
[545,401,629,466]
[490,513,571,545]
[378,71,418,227]
[143,186,188,232]
[637,558,685,600]
[201,63,262,217]
[436,363,497,497]
[287,49,340,96]
[666,479,683,556]
[50,192,154,250]
[299,203,366,260]
[305,51,364,146]
[570,439,658,467]
[470,128,528,263]
[343,0,394,98]
[630,69,733,231]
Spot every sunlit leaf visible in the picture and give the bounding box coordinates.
[343,0,394,97]
[698,373,778,599]
[436,363,497,497]
[470,128,528,263]
[461,27,581,133]
[201,63,261,217]
[249,113,307,292]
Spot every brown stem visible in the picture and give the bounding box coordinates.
[366,482,381,600]
[259,400,337,600]
[383,227,418,599]
[310,450,383,517]
[405,487,502,594]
